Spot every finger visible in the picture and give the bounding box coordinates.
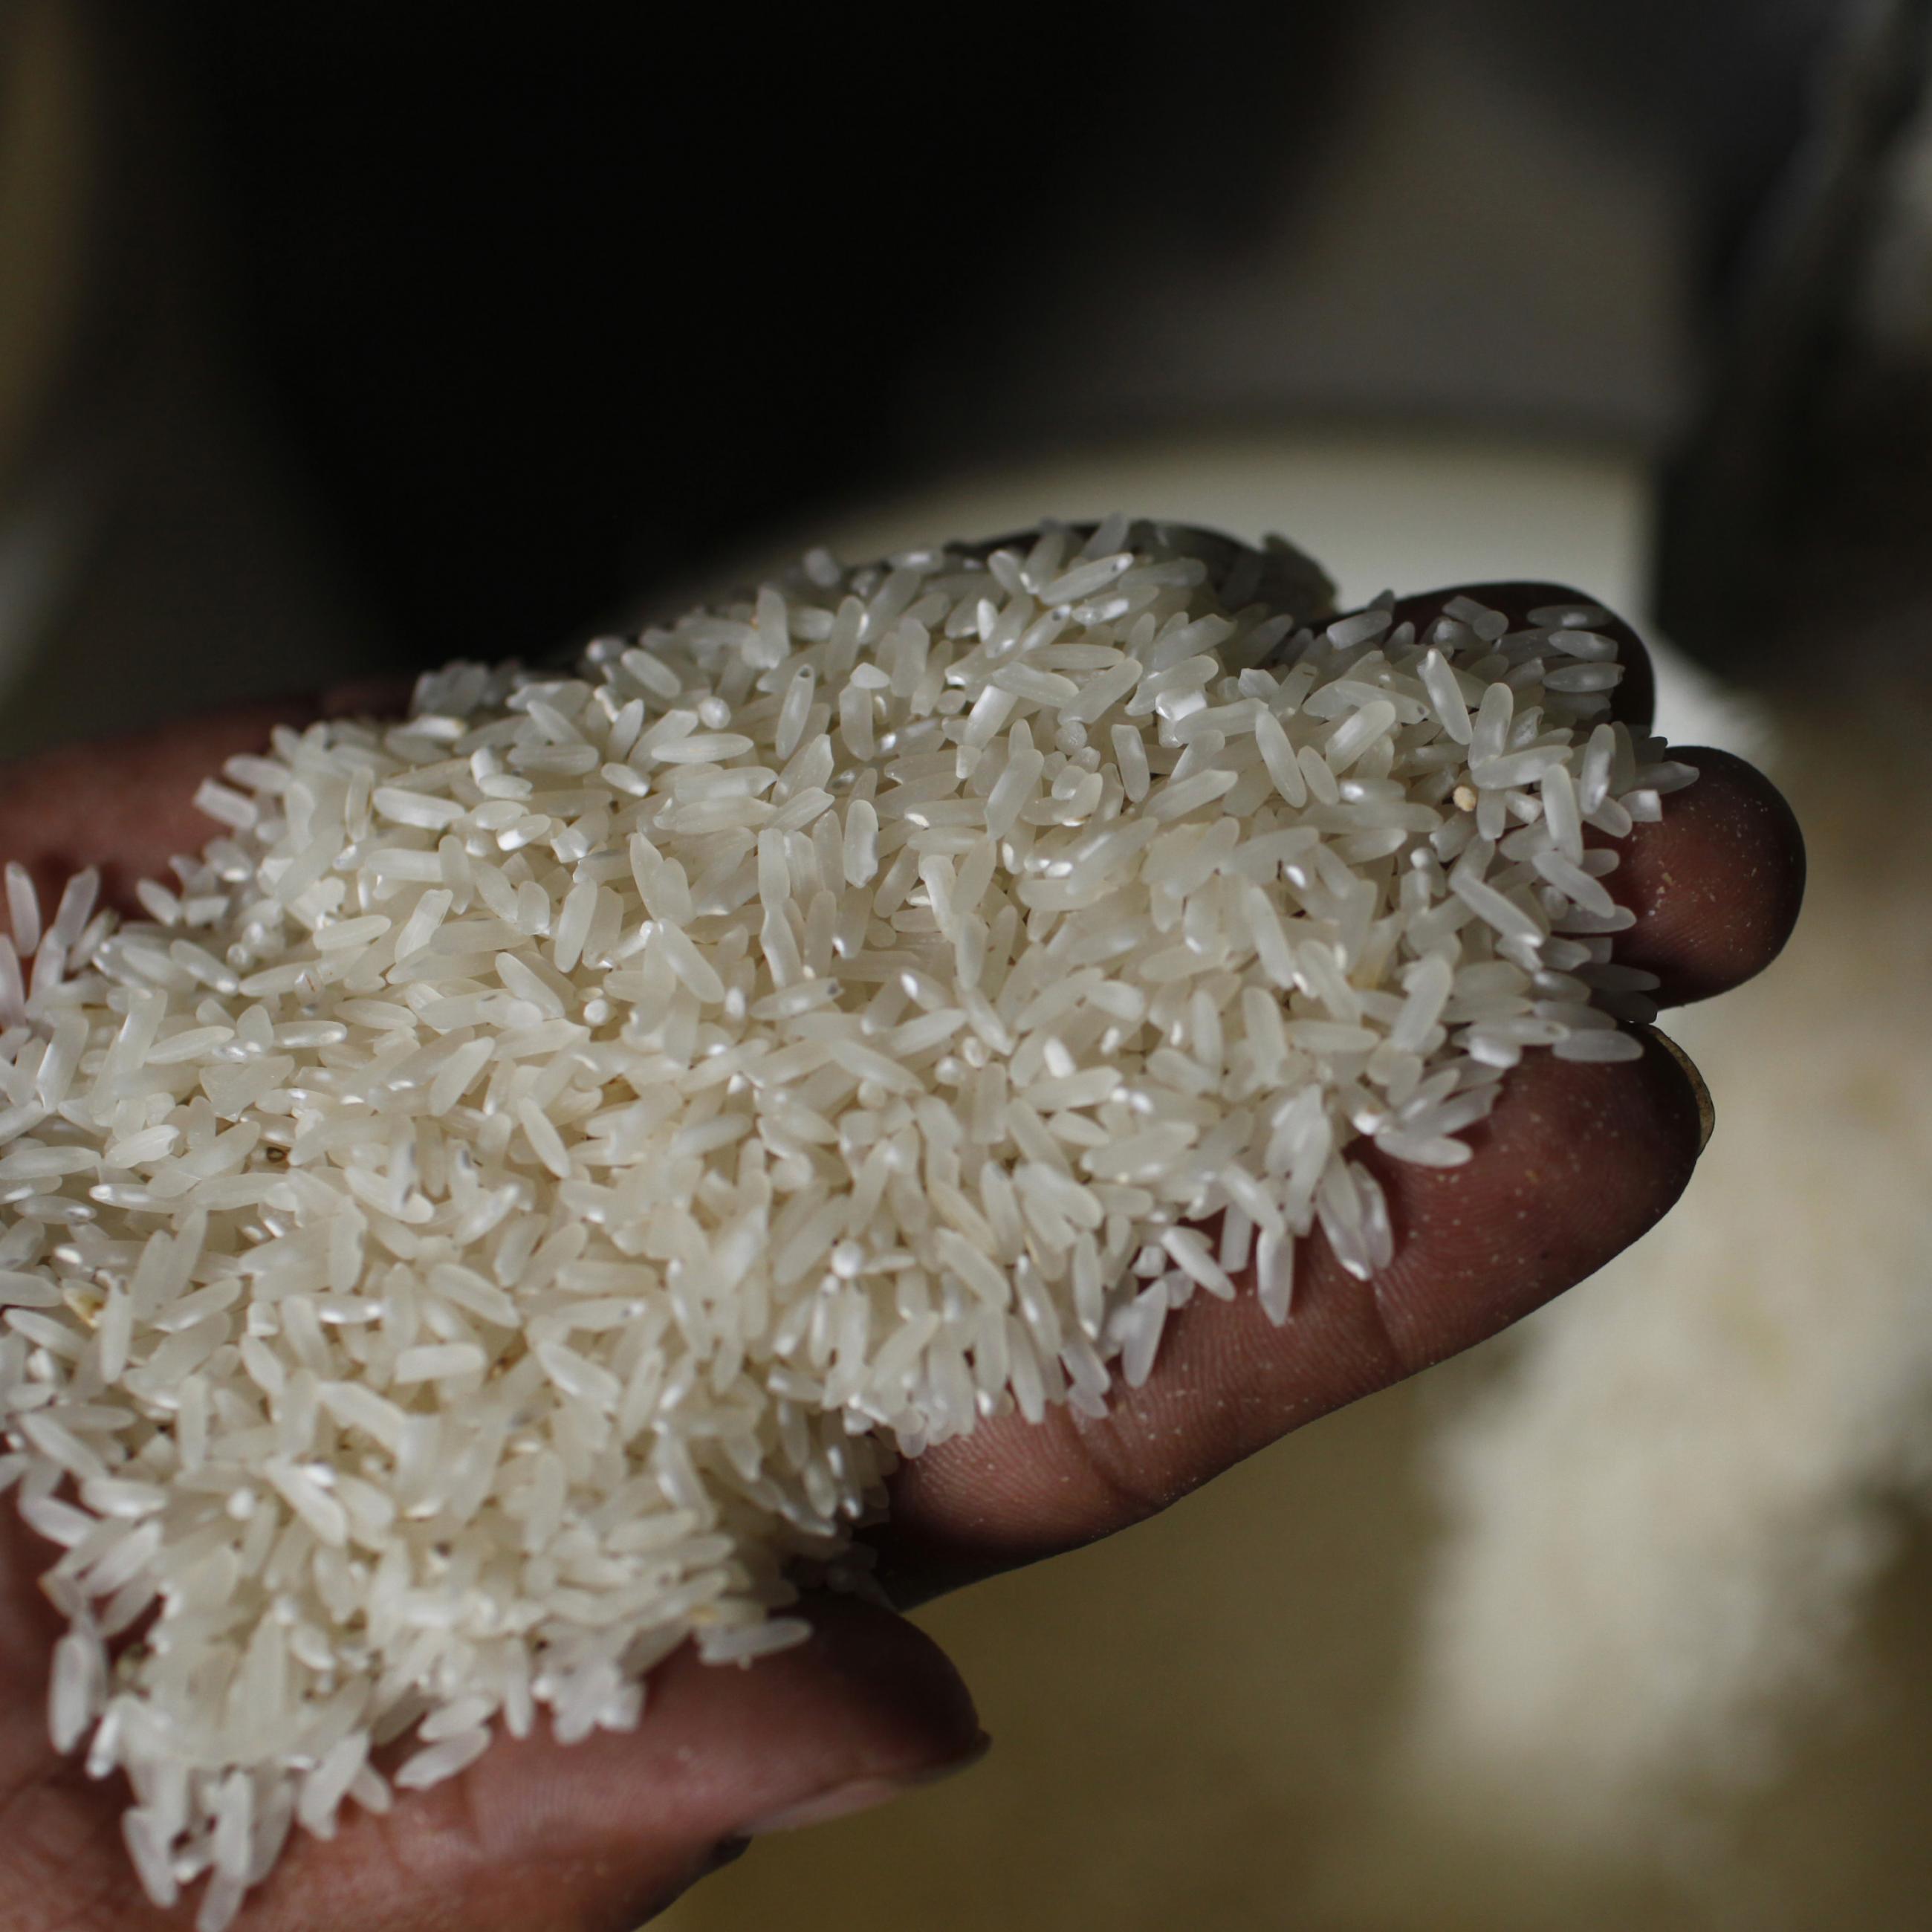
[0,685,412,934]
[878,1033,1704,1599]
[4,1595,982,1932]
[1384,580,1655,733]
[268,1597,982,1932]
[1603,745,1806,1005]
[1335,587,1803,1000]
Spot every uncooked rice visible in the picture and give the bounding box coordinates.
[0,519,1692,1928]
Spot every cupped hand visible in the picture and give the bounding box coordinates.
[0,594,1803,1930]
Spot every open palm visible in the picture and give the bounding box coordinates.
[0,591,1803,1929]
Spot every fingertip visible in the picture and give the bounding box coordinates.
[730,1592,985,1777]
[1607,745,1806,1004]
[256,1598,982,1932]
[476,1595,982,1852]
[1386,579,1656,732]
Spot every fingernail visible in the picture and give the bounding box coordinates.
[743,1732,990,1835]
[1647,1025,1715,1153]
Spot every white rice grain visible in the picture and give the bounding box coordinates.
[0,523,1687,1929]
[4,864,41,956]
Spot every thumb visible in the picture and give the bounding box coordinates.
[245,1596,985,1932]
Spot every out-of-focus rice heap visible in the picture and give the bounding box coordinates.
[0,519,1688,1928]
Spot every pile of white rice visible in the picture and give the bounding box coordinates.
[0,518,1690,1928]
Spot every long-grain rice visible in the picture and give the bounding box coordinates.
[0,519,1690,1927]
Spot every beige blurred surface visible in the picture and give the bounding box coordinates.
[736,428,1650,619]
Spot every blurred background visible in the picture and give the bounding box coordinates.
[5,1,1932,1925]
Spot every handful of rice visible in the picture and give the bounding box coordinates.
[0,519,1691,1927]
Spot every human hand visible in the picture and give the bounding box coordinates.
[0,592,1803,1929]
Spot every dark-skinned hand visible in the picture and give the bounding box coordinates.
[0,591,1803,1929]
